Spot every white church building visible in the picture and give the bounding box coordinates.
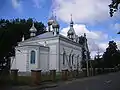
[11,15,89,72]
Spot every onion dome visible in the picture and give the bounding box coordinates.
[48,15,55,26]
[67,28,74,35]
[52,20,60,28]
[29,23,37,33]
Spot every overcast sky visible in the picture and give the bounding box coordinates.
[0,0,120,58]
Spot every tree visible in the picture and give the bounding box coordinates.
[109,0,120,17]
[103,41,120,68]
[0,18,46,60]
[0,18,46,83]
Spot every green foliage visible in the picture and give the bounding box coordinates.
[85,41,120,68]
[103,41,120,68]
[0,18,46,60]
[109,0,120,17]
[93,55,104,68]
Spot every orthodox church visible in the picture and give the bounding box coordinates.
[11,15,89,72]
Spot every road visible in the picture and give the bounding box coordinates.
[45,71,120,90]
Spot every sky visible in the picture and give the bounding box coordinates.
[0,0,120,58]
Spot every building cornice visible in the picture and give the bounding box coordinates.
[18,33,82,48]
[16,45,49,49]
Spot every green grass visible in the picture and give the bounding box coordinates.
[10,71,87,86]
[18,76,31,85]
[55,72,61,81]
[10,76,31,85]
[41,72,50,82]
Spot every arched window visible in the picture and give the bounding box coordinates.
[30,50,36,64]
[63,51,65,65]
[77,55,79,69]
[77,55,79,64]
[72,54,74,65]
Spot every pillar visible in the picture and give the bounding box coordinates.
[62,69,68,80]
[31,70,41,85]
[50,70,56,81]
[11,69,18,83]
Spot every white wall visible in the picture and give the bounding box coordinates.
[15,46,40,72]
[39,47,49,72]
[28,48,38,71]
[59,39,82,71]
[11,57,16,69]
[49,44,57,70]
[37,37,82,72]
[16,35,82,72]
[38,39,59,71]
[15,48,28,72]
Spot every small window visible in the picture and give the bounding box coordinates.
[77,55,79,64]
[72,54,74,64]
[63,52,65,65]
[69,54,71,65]
[30,50,36,64]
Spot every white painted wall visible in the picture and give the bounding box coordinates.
[28,48,38,71]
[38,39,59,71]
[15,35,83,72]
[11,57,16,69]
[49,44,57,70]
[59,39,82,71]
[39,47,49,72]
[15,48,28,72]
[15,45,50,72]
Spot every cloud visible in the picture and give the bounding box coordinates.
[11,0,22,12]
[114,23,120,31]
[98,43,108,52]
[60,24,108,41]
[115,41,120,50]
[60,24,108,57]
[53,0,114,24]
[32,0,44,8]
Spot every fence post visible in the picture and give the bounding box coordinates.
[82,68,87,77]
[62,69,68,80]
[50,70,56,81]
[10,69,18,84]
[31,69,41,85]
[73,69,78,78]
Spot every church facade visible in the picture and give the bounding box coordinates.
[11,15,89,72]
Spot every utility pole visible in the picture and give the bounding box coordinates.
[86,60,89,77]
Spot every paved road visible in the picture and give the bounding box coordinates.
[45,72,120,90]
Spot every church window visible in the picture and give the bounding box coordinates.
[72,54,74,65]
[77,55,79,65]
[69,54,71,65]
[30,50,36,64]
[63,52,65,65]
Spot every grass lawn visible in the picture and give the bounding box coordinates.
[17,76,31,85]
[11,72,61,85]
[10,71,86,86]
